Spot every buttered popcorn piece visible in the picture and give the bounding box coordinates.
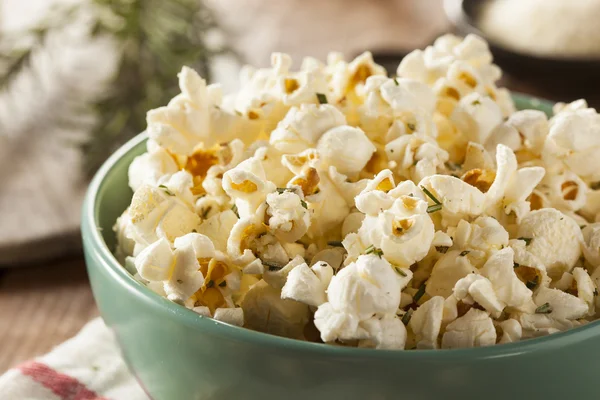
[356,192,435,267]
[281,261,334,307]
[269,104,346,154]
[441,308,497,349]
[314,254,409,343]
[266,190,310,243]
[117,36,600,350]
[316,125,376,177]
[409,296,444,349]
[517,208,583,277]
[544,105,600,181]
[128,182,200,246]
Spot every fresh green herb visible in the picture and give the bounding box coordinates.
[581,225,588,230]
[206,280,214,288]
[421,186,442,214]
[394,267,407,277]
[459,250,470,257]
[177,279,183,284]
[316,92,328,104]
[264,261,283,271]
[518,237,533,246]
[401,308,413,325]
[526,276,539,290]
[471,99,481,106]
[393,77,399,86]
[591,182,600,190]
[234,110,242,116]
[328,241,344,247]
[535,302,552,314]
[159,185,175,196]
[436,246,449,254]
[219,281,227,287]
[407,122,416,132]
[201,206,212,219]
[231,204,239,218]
[427,203,443,213]
[413,283,426,303]
[365,245,384,258]
[276,187,293,194]
[191,229,197,233]
[513,262,520,268]
[300,200,308,209]
[412,159,419,166]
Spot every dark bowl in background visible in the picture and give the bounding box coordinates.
[443,0,600,87]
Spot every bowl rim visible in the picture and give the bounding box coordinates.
[82,92,600,359]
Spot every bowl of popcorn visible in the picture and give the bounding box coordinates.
[82,34,600,400]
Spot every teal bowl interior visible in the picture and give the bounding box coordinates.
[82,94,600,400]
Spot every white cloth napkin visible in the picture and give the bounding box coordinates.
[0,318,149,400]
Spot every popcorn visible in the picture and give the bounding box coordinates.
[480,248,534,312]
[453,273,505,317]
[537,170,587,213]
[506,110,549,156]
[211,307,244,327]
[114,209,136,262]
[269,104,346,154]
[418,175,486,227]
[409,296,444,349]
[427,250,477,298]
[134,238,175,282]
[544,105,600,181]
[358,314,407,350]
[223,156,277,218]
[266,190,311,243]
[314,254,407,343]
[441,308,496,349]
[533,286,589,320]
[329,51,387,103]
[241,280,310,339]
[128,141,179,192]
[128,183,200,246]
[517,209,583,277]
[483,144,545,220]
[582,223,600,267]
[385,134,449,183]
[281,261,334,307]
[356,194,435,267]
[498,319,522,344]
[449,217,509,263]
[316,125,376,177]
[196,210,238,253]
[572,267,597,313]
[451,92,503,145]
[163,242,205,303]
[118,37,600,350]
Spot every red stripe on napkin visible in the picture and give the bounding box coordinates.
[19,361,106,400]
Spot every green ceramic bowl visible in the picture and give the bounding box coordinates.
[82,94,600,400]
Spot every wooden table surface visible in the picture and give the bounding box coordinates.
[0,256,97,373]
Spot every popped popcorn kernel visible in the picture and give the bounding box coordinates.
[115,34,600,350]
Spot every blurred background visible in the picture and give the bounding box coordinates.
[1,0,600,371]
